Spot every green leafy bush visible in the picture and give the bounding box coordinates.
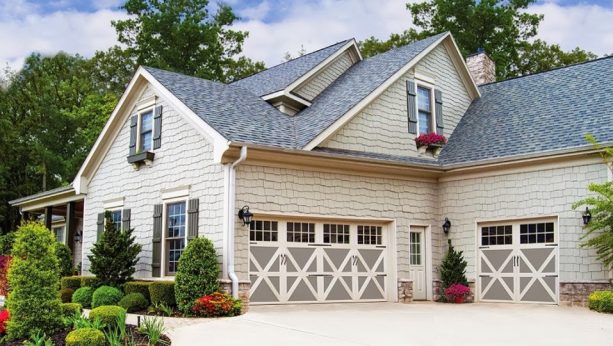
[149,281,175,307]
[88,211,141,287]
[55,242,73,278]
[588,290,613,313]
[80,276,98,288]
[0,232,15,255]
[92,285,124,308]
[89,305,126,330]
[118,292,148,312]
[6,222,63,340]
[175,237,220,313]
[61,276,82,290]
[65,327,106,346]
[59,288,75,303]
[72,287,95,308]
[60,302,83,318]
[438,240,468,295]
[124,281,152,302]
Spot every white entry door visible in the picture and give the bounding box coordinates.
[408,227,427,300]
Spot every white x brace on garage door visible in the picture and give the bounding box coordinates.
[478,219,558,304]
[249,219,389,304]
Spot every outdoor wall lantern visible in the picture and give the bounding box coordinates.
[442,218,451,234]
[74,230,82,243]
[238,205,254,226]
[582,207,592,225]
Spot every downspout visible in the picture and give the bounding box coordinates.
[228,146,247,298]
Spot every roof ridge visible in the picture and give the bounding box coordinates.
[142,66,228,86]
[361,31,449,62]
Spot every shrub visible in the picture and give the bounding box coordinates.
[118,292,148,312]
[65,327,106,346]
[0,255,11,297]
[124,281,152,301]
[60,303,82,318]
[80,276,98,288]
[0,232,15,255]
[72,287,95,308]
[149,281,175,307]
[59,288,75,303]
[444,284,471,302]
[175,237,220,313]
[588,290,613,313]
[192,292,241,317]
[6,222,63,340]
[55,243,73,278]
[89,305,126,330]
[88,211,141,287]
[92,286,124,308]
[438,240,468,295]
[61,276,82,290]
[0,309,9,334]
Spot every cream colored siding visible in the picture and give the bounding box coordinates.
[321,44,472,157]
[294,51,354,101]
[82,85,225,277]
[440,163,610,282]
[234,164,442,282]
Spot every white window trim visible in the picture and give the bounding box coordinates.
[104,207,123,230]
[161,196,189,277]
[103,197,124,210]
[52,222,66,244]
[135,106,155,153]
[415,81,437,135]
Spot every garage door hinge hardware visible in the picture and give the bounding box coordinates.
[479,274,491,277]
[376,274,387,277]
[250,241,258,245]
[479,246,490,249]
[308,243,332,247]
[308,274,333,277]
[545,244,558,247]
[376,246,386,249]
[545,275,558,278]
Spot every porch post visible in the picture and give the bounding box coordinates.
[44,206,53,230]
[66,201,76,253]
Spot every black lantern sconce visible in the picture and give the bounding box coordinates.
[442,217,451,234]
[582,207,592,225]
[74,230,83,243]
[238,205,254,226]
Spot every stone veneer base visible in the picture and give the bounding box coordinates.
[220,279,251,313]
[560,281,613,307]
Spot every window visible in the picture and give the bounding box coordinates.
[481,225,512,246]
[417,86,433,134]
[520,222,554,244]
[53,225,65,243]
[410,232,421,265]
[166,201,186,274]
[357,225,382,245]
[108,210,122,231]
[139,110,153,152]
[287,222,315,243]
[323,224,350,244]
[250,220,278,242]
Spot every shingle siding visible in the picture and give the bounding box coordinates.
[321,45,472,157]
[294,51,354,101]
[82,84,225,277]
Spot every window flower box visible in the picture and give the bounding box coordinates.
[415,133,447,156]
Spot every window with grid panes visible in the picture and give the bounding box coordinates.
[250,220,278,242]
[323,224,350,244]
[481,225,512,246]
[287,222,315,243]
[520,222,554,244]
[166,201,186,274]
[410,232,421,265]
[357,225,382,245]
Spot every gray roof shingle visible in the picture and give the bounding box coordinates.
[439,56,613,165]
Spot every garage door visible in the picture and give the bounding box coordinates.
[249,219,388,304]
[478,219,558,304]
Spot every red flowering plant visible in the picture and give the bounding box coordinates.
[445,283,471,302]
[0,309,9,334]
[191,292,242,317]
[415,133,447,148]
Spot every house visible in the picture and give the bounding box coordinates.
[10,32,613,307]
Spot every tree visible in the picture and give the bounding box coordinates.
[55,242,74,277]
[438,240,468,292]
[88,211,142,287]
[513,40,598,77]
[112,0,265,83]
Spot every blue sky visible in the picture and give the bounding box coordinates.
[1,0,612,71]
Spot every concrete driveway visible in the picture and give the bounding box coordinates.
[168,302,613,346]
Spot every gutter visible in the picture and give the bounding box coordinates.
[227,146,248,298]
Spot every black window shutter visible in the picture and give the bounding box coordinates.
[129,115,138,155]
[96,213,104,241]
[435,89,444,135]
[406,80,417,134]
[153,105,163,149]
[187,199,199,240]
[152,204,163,277]
[122,209,131,231]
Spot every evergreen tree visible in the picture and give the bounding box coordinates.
[88,211,141,287]
[439,240,468,291]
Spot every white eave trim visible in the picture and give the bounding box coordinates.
[262,90,312,107]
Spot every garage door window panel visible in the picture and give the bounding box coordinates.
[323,224,350,244]
[358,225,382,245]
[520,222,554,244]
[250,220,278,242]
[481,225,512,246]
[287,222,315,243]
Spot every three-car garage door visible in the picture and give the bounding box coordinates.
[249,219,389,304]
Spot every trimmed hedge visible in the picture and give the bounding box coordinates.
[124,281,152,302]
[175,237,220,313]
[92,285,123,308]
[55,243,73,277]
[61,276,82,290]
[588,290,613,313]
[65,327,105,346]
[80,276,98,288]
[60,303,82,318]
[149,281,176,307]
[72,287,94,308]
[89,305,126,330]
[59,288,75,303]
[118,292,148,312]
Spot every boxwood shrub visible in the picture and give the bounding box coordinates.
[61,276,82,290]
[60,302,83,318]
[59,288,75,303]
[175,237,220,313]
[118,292,149,312]
[588,290,613,313]
[65,327,105,346]
[124,281,152,302]
[55,243,73,277]
[91,285,124,308]
[72,286,95,308]
[149,281,176,307]
[80,276,98,288]
[88,305,126,330]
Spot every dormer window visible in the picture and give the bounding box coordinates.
[139,110,154,152]
[127,103,163,166]
[417,86,434,134]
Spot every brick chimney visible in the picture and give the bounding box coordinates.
[466,48,496,85]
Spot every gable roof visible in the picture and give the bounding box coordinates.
[231,39,353,97]
[439,56,613,166]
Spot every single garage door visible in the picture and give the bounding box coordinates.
[249,219,388,304]
[478,219,558,304]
